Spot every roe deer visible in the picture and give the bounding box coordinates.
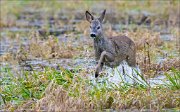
[85,9,136,78]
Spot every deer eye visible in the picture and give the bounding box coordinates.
[97,26,100,30]
[90,26,92,28]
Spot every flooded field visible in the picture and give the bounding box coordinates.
[0,1,180,111]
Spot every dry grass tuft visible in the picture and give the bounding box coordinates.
[33,80,180,111]
[35,82,87,111]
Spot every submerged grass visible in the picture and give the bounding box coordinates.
[1,66,180,111]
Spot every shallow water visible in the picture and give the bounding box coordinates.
[148,75,168,87]
[0,8,177,88]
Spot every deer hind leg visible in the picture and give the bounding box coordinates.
[95,51,114,78]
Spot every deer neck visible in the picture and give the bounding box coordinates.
[93,33,111,49]
[94,33,105,43]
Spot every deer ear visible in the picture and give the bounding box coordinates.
[98,9,106,22]
[85,11,94,22]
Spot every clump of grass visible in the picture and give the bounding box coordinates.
[164,68,180,90]
[0,66,47,109]
[34,70,180,111]
[0,66,74,110]
[10,33,81,62]
[1,67,179,111]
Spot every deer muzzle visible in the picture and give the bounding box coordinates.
[90,33,96,38]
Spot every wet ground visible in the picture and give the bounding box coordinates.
[0,2,179,86]
[1,1,180,111]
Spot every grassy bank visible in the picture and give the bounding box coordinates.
[1,66,180,111]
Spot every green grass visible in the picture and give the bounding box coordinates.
[164,68,180,90]
[0,66,46,106]
[1,66,180,110]
[0,0,180,111]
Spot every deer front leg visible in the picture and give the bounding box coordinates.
[95,51,114,78]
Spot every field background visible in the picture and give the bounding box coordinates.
[0,0,180,111]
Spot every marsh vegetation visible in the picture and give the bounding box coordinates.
[0,1,180,111]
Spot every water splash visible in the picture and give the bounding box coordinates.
[90,60,148,87]
[105,60,146,85]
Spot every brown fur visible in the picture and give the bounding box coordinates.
[85,10,136,77]
[94,35,136,66]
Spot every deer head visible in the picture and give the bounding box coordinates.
[85,10,106,39]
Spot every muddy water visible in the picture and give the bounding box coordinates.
[0,9,176,86]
